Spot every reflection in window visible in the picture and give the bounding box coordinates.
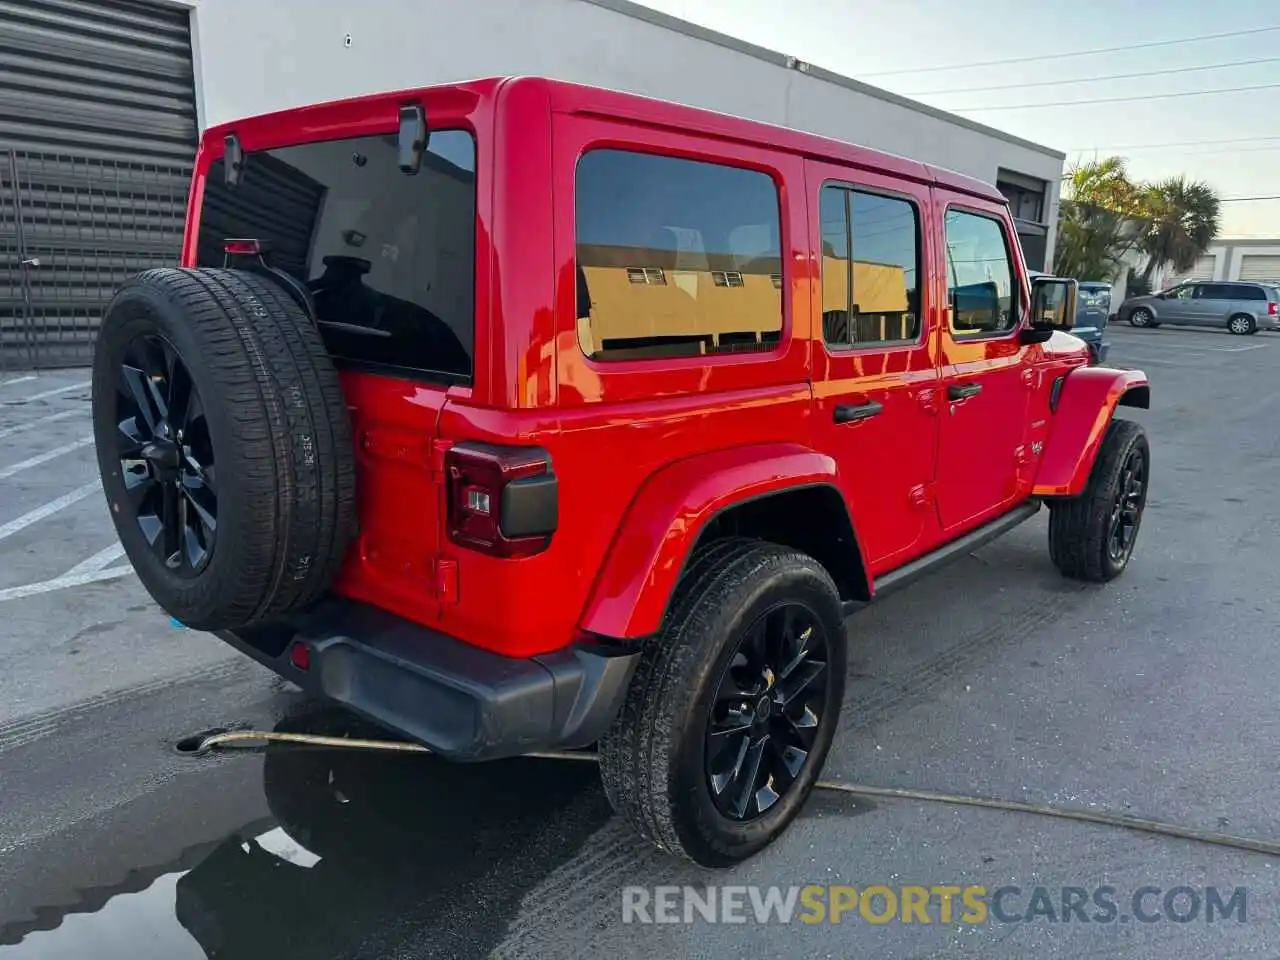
[199,131,477,379]
[820,186,919,347]
[945,209,1017,334]
[575,149,783,361]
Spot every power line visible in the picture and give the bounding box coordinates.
[952,80,1280,112]
[1068,135,1280,151]
[1220,196,1280,202]
[858,25,1280,77]
[1071,144,1280,159]
[904,55,1280,96]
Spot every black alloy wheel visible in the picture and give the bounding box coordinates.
[115,334,216,576]
[1107,444,1145,565]
[705,601,828,821]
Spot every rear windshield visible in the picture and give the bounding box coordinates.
[198,131,476,382]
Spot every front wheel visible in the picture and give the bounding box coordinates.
[1048,419,1149,582]
[598,539,846,867]
[1129,308,1154,328]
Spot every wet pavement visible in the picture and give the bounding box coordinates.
[2,327,1279,958]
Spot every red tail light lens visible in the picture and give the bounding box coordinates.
[446,444,557,557]
[1268,302,1278,316]
[223,238,264,256]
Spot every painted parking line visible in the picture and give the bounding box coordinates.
[0,376,36,389]
[0,380,91,405]
[0,436,94,480]
[0,409,84,441]
[0,565,135,604]
[63,542,126,577]
[0,480,101,544]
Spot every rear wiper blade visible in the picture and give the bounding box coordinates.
[317,320,392,338]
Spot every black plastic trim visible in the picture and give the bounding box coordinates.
[217,598,638,760]
[501,471,559,538]
[1050,375,1066,411]
[847,499,1041,612]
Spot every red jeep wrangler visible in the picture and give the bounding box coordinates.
[91,77,1150,866]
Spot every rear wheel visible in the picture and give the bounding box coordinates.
[1228,313,1256,335]
[92,268,357,631]
[1049,419,1149,582]
[598,539,846,866]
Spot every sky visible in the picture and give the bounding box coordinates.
[632,0,1279,239]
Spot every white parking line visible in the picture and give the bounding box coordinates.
[0,376,36,389]
[0,409,83,441]
[0,436,94,480]
[0,480,101,544]
[0,566,135,603]
[63,542,126,577]
[0,380,91,405]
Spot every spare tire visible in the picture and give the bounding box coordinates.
[91,268,357,631]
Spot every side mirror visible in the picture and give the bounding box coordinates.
[1021,275,1078,345]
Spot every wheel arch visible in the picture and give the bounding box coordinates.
[577,444,871,640]
[1033,366,1150,498]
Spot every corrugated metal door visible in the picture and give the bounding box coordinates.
[1167,255,1216,287]
[1239,255,1280,284]
[0,0,197,370]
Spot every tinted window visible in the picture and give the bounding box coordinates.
[200,131,477,380]
[945,210,1018,334]
[1236,284,1267,301]
[821,186,919,346]
[1199,284,1233,300]
[575,149,782,361]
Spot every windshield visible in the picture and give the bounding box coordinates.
[197,131,477,381]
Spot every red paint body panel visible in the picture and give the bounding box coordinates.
[180,75,1142,660]
[579,444,845,638]
[1032,367,1151,497]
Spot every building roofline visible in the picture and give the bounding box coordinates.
[580,0,1067,162]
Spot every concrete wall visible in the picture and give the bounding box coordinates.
[184,0,1064,264]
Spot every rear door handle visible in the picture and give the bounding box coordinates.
[947,383,982,401]
[833,401,884,424]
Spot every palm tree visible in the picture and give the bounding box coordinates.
[1139,177,1220,284]
[1053,157,1146,281]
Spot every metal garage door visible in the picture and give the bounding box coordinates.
[0,0,197,370]
[1239,255,1280,284]
[1168,255,1216,285]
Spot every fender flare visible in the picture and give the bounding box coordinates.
[578,443,864,639]
[1032,366,1149,498]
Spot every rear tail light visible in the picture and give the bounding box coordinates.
[446,444,558,557]
[1269,302,1278,316]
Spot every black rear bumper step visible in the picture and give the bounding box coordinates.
[219,598,638,761]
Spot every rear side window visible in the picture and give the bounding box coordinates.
[820,185,920,347]
[1236,285,1268,301]
[575,149,782,361]
[944,210,1018,335]
[199,131,477,381]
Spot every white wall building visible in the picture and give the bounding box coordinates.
[183,0,1065,268]
[0,0,1066,366]
[1165,239,1280,288]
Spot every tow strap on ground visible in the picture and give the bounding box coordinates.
[183,729,1280,859]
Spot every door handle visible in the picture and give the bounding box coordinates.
[947,383,982,401]
[833,400,884,424]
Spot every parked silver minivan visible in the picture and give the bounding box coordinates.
[1119,281,1280,335]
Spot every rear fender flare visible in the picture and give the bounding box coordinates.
[1033,366,1149,498]
[578,444,866,639]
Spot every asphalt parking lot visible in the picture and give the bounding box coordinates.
[1,323,1278,959]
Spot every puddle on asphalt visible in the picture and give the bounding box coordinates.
[0,704,613,960]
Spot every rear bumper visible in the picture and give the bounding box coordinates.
[218,598,639,760]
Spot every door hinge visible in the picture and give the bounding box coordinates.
[434,557,459,605]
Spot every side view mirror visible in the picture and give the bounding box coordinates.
[1020,275,1078,345]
